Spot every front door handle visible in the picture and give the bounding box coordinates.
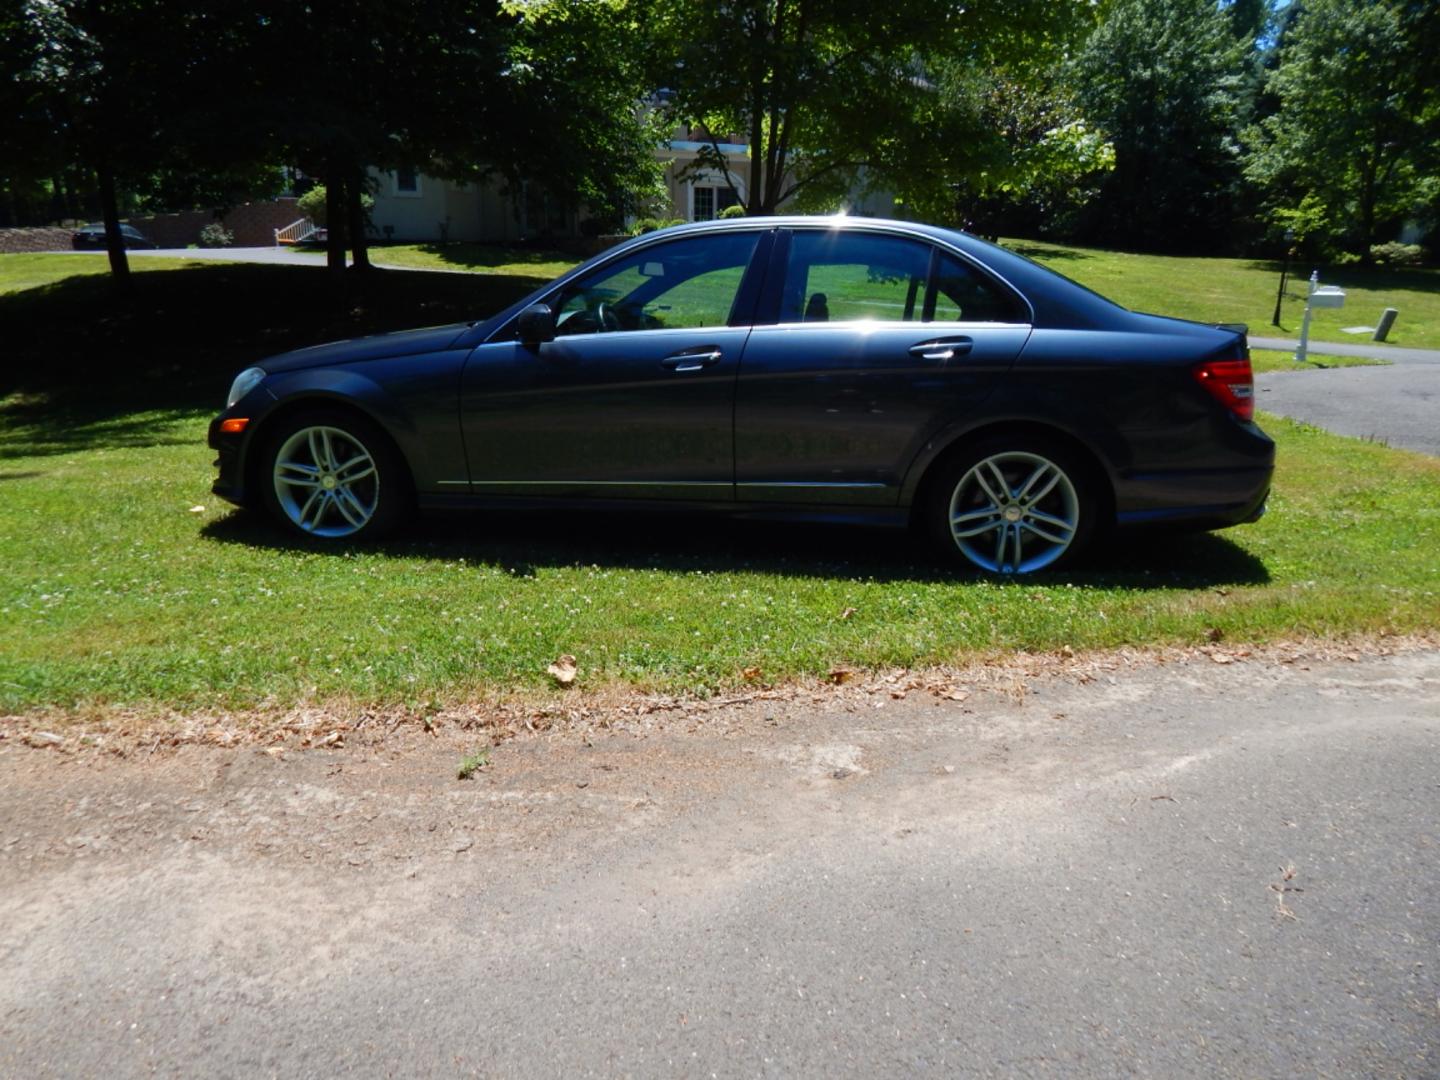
[661,349,723,373]
[908,337,973,362]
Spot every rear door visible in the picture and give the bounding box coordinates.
[734,228,1031,505]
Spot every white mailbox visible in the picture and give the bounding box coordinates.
[1294,272,1345,364]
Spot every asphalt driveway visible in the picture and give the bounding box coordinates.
[1252,336,1440,456]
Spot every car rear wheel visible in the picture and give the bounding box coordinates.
[928,440,1095,574]
[260,411,409,541]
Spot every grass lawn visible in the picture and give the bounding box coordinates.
[289,241,577,282]
[1249,349,1387,373]
[1006,238,1440,350]
[1,411,1437,713]
[2,251,1438,714]
[0,252,234,295]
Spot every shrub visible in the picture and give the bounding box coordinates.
[1369,241,1425,267]
[718,204,747,219]
[197,222,234,248]
[630,217,684,235]
[296,186,328,226]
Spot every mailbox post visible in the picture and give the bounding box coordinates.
[1294,271,1346,364]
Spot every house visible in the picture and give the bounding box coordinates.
[365,132,899,244]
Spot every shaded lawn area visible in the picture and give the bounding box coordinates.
[1004,238,1440,350]
[0,258,539,458]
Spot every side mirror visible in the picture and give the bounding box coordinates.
[517,303,555,346]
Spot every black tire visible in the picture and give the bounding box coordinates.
[258,408,411,541]
[925,436,1098,575]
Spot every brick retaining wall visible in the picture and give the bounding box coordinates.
[0,197,304,251]
[0,227,76,253]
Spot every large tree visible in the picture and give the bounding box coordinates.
[1070,0,1251,252]
[647,0,1082,217]
[4,0,281,285]
[1243,0,1440,258]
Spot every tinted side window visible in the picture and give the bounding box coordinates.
[931,252,1027,323]
[551,232,759,336]
[781,231,932,323]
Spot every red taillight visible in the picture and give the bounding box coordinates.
[1193,357,1254,422]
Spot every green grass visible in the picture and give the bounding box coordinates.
[349,242,576,281]
[1006,238,1440,350]
[0,252,234,295]
[1249,349,1388,373]
[0,411,1437,713]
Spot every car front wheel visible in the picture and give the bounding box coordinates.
[929,440,1095,575]
[260,411,408,541]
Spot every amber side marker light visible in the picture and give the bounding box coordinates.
[220,418,250,434]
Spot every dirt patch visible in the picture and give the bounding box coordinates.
[2,633,1431,760]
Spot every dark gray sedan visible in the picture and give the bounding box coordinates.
[211,217,1273,575]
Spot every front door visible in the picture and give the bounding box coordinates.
[459,230,766,500]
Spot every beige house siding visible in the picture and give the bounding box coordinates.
[367,138,900,243]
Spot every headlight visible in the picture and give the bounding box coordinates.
[226,367,265,408]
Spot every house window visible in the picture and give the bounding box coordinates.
[394,169,420,197]
[693,186,714,222]
[692,185,739,222]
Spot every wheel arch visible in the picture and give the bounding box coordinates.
[242,393,417,510]
[905,419,1117,532]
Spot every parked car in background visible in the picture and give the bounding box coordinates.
[70,223,158,250]
[210,216,1273,575]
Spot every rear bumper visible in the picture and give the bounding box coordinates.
[1115,467,1272,530]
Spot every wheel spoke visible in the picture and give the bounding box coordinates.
[993,520,1009,569]
[334,454,372,479]
[337,464,375,484]
[333,486,369,527]
[984,460,1012,500]
[1014,462,1051,503]
[1021,520,1070,545]
[1027,472,1062,506]
[1026,507,1075,535]
[297,489,325,531]
[955,519,1002,540]
[972,467,1005,507]
[320,429,337,471]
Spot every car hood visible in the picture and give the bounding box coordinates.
[258,322,472,375]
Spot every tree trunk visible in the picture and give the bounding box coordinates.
[96,162,131,292]
[347,171,370,271]
[324,162,348,276]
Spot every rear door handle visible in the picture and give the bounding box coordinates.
[908,337,973,362]
[661,349,722,373]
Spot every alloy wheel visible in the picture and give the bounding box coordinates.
[272,425,380,538]
[947,451,1080,574]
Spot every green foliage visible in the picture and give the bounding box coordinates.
[630,217,685,235]
[296,185,373,229]
[197,223,233,249]
[1369,242,1426,268]
[650,0,1090,216]
[1070,0,1252,250]
[1243,0,1439,258]
[456,748,491,780]
[717,204,748,220]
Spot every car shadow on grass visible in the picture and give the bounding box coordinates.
[201,507,1270,589]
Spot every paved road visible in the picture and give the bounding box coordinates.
[3,647,1437,1078]
[1256,340,1440,455]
